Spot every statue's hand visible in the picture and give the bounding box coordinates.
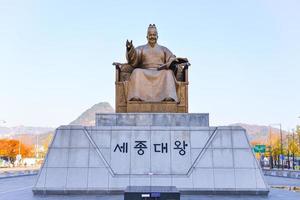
[126,40,133,50]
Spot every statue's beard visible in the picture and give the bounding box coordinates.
[148,39,157,46]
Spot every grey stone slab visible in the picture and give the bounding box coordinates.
[213,169,235,189]
[58,125,78,130]
[116,114,136,126]
[135,114,153,126]
[45,168,67,188]
[96,113,209,127]
[96,114,117,126]
[232,130,249,148]
[171,176,193,189]
[190,130,211,148]
[174,114,189,126]
[89,148,110,168]
[217,126,233,130]
[189,126,216,131]
[171,130,191,173]
[150,177,172,186]
[170,126,191,131]
[69,125,84,129]
[111,126,134,131]
[233,149,256,168]
[189,113,209,126]
[52,129,70,148]
[68,149,89,167]
[213,149,234,168]
[46,148,68,168]
[131,126,151,131]
[150,126,171,131]
[34,118,268,194]
[88,168,109,188]
[35,167,46,188]
[150,131,171,174]
[110,131,131,174]
[129,177,150,186]
[255,169,268,189]
[66,168,88,188]
[69,129,90,148]
[130,130,151,174]
[235,169,257,189]
[211,130,232,148]
[92,126,112,131]
[193,148,213,168]
[90,130,111,148]
[108,175,129,190]
[193,168,214,189]
[230,126,245,130]
[152,114,175,126]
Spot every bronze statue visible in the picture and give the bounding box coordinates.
[123,24,188,102]
[113,24,190,112]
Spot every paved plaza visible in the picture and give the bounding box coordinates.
[0,175,299,200]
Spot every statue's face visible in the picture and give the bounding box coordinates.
[147,29,158,46]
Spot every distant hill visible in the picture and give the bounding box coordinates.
[0,102,114,147]
[0,126,54,138]
[230,123,288,143]
[70,102,114,126]
[8,132,54,147]
[1,101,289,146]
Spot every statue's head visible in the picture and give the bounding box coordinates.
[147,24,158,46]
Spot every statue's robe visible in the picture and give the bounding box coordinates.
[126,43,178,102]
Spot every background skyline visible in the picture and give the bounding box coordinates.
[0,0,299,130]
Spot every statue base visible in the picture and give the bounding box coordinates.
[33,113,268,195]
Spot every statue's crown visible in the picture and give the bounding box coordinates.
[148,24,157,32]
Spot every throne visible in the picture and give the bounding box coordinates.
[113,60,190,113]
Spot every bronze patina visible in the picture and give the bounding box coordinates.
[113,24,190,113]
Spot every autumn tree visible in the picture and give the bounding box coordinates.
[0,139,35,162]
[38,133,53,158]
[297,125,300,151]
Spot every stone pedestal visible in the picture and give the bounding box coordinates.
[33,113,269,195]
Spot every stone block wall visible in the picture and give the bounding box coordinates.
[33,118,268,195]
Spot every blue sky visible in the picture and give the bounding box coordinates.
[0,0,299,130]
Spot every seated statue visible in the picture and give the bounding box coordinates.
[123,24,189,102]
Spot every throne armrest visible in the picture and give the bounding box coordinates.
[174,62,190,82]
[112,62,134,82]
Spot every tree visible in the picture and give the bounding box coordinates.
[39,133,53,158]
[0,139,34,163]
[296,125,300,150]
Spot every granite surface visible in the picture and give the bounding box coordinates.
[96,113,209,127]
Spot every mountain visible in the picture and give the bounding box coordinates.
[0,127,54,148]
[0,102,114,147]
[230,123,288,143]
[1,101,289,145]
[0,126,54,138]
[70,102,114,126]
[7,132,53,147]
[0,101,114,142]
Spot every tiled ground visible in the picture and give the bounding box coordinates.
[0,175,299,200]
